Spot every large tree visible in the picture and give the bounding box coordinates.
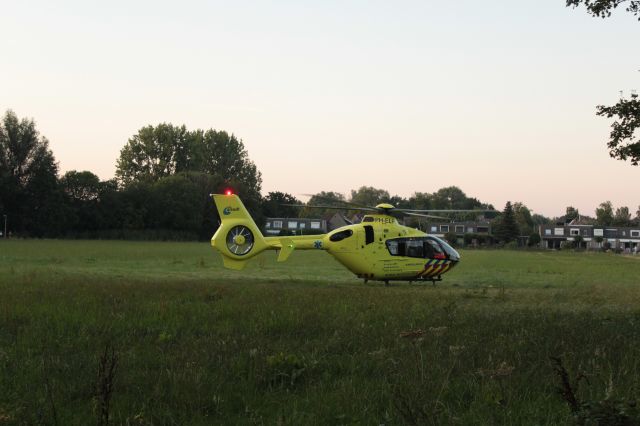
[595,201,614,225]
[261,192,301,218]
[613,205,632,226]
[408,192,433,210]
[565,206,580,222]
[494,201,520,243]
[513,202,535,235]
[116,123,192,184]
[597,94,640,165]
[60,170,102,232]
[198,129,262,192]
[0,110,66,236]
[61,170,102,202]
[300,191,347,218]
[116,124,263,234]
[116,124,262,193]
[566,1,640,165]
[350,186,390,206]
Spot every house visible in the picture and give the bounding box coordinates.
[422,221,494,246]
[264,217,327,235]
[539,223,640,251]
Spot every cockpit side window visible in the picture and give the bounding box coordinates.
[385,237,448,259]
[428,235,459,259]
[426,239,446,259]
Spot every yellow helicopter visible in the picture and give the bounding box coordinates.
[211,192,485,284]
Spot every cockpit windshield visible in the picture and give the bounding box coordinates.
[386,236,460,261]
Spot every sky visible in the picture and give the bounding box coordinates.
[1,0,638,217]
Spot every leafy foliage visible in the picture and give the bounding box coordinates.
[528,232,541,247]
[299,191,347,218]
[115,123,192,184]
[565,206,580,223]
[261,192,301,218]
[596,201,615,226]
[566,0,640,19]
[614,206,632,226]
[0,110,67,236]
[350,186,391,206]
[494,202,520,243]
[513,202,534,235]
[597,94,640,166]
[566,2,639,164]
[116,124,262,197]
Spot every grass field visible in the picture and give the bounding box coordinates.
[1,240,640,425]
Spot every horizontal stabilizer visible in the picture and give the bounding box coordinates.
[277,238,295,262]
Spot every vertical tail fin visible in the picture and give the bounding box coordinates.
[210,194,268,270]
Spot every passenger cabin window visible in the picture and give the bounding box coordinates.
[364,225,374,245]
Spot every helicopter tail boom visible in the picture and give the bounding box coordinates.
[211,194,327,270]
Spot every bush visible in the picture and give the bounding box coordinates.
[444,231,458,247]
[504,241,518,250]
[561,240,575,250]
[573,235,584,248]
[462,233,492,247]
[528,233,541,247]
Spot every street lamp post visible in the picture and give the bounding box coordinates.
[3,215,6,239]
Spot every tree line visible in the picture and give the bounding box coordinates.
[0,110,263,240]
[1,109,639,242]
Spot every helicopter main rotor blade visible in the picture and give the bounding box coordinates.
[399,209,498,214]
[299,194,372,209]
[282,203,378,212]
[403,211,450,220]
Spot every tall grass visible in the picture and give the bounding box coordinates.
[1,240,639,424]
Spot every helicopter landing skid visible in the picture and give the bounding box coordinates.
[363,275,443,286]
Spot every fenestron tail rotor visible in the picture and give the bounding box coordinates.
[226,225,255,256]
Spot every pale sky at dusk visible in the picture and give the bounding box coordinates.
[1,0,638,217]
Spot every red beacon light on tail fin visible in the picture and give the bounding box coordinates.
[224,189,234,196]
